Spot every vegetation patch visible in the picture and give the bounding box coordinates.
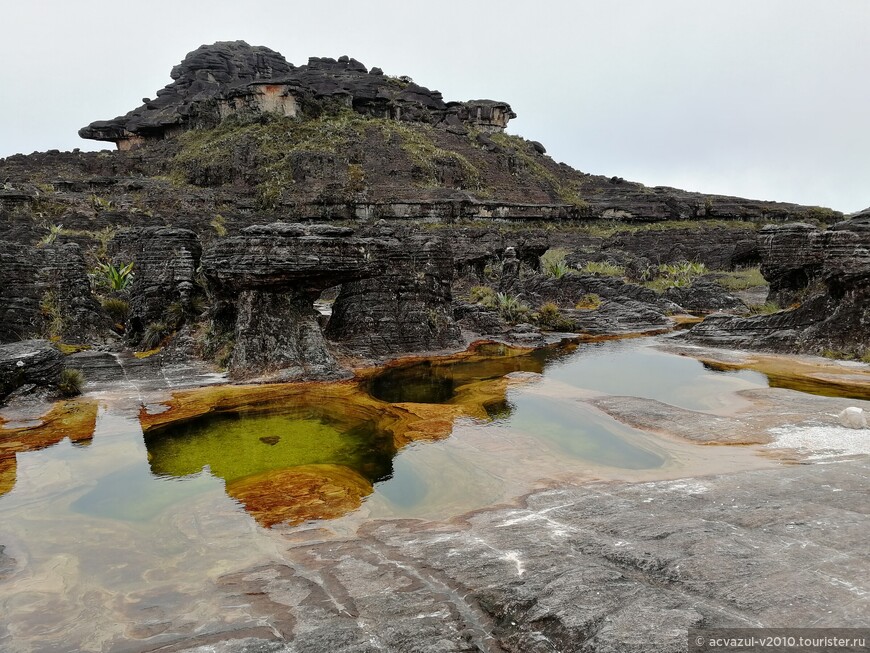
[716,267,767,291]
[57,369,85,397]
[575,293,602,310]
[540,248,572,278]
[495,292,529,323]
[644,261,708,292]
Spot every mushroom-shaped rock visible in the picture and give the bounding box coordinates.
[201,223,382,381]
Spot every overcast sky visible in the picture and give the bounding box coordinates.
[2,0,868,212]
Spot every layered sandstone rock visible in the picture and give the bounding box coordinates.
[686,217,870,355]
[79,41,514,151]
[202,223,382,381]
[113,227,202,345]
[325,235,462,357]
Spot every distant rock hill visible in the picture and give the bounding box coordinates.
[22,40,831,228]
[79,40,514,151]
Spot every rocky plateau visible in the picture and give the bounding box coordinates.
[0,40,868,653]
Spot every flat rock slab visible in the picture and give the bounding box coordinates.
[168,457,869,653]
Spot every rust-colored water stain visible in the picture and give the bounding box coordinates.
[0,399,99,496]
[226,464,373,528]
[697,355,870,401]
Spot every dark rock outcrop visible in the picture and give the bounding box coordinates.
[202,223,382,380]
[664,279,745,314]
[325,235,462,357]
[603,225,760,269]
[0,241,110,344]
[39,243,111,343]
[686,218,870,355]
[0,340,64,401]
[0,241,42,342]
[79,41,514,151]
[114,228,202,346]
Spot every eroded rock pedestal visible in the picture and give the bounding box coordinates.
[202,223,381,381]
[687,217,870,355]
[325,234,462,357]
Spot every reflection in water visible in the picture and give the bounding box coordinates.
[0,399,98,497]
[144,406,397,527]
[367,345,565,404]
[496,393,665,469]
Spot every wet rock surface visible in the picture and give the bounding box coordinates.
[166,458,869,653]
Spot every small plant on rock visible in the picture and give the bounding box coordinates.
[749,301,781,315]
[141,321,170,350]
[101,298,130,329]
[57,368,84,396]
[94,262,135,291]
[496,292,529,323]
[575,293,602,310]
[39,223,65,246]
[468,285,498,308]
[540,248,572,279]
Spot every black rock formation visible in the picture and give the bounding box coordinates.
[79,41,514,151]
[202,223,382,381]
[0,340,64,401]
[686,218,870,356]
[325,235,462,357]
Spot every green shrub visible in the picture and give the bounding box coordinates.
[536,301,574,330]
[575,293,602,310]
[142,321,170,350]
[581,261,625,277]
[861,349,870,364]
[468,285,498,308]
[749,301,781,315]
[210,214,227,237]
[496,292,529,323]
[644,261,708,291]
[540,248,572,278]
[94,262,134,291]
[40,291,64,338]
[57,368,84,396]
[39,223,65,246]
[101,298,130,326]
[716,267,766,291]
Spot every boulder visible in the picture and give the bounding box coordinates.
[0,340,64,401]
[664,279,745,314]
[838,407,868,430]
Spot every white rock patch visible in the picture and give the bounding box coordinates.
[766,424,870,459]
[839,407,868,429]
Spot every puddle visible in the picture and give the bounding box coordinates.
[0,336,857,652]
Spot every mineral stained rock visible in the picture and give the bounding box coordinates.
[687,217,870,355]
[325,235,462,357]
